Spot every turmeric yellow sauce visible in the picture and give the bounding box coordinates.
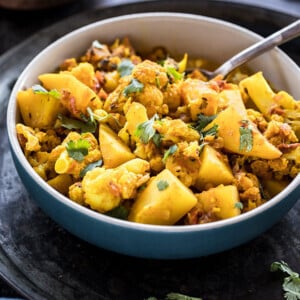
[16,37,300,225]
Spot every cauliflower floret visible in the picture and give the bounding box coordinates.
[234,171,264,211]
[264,120,298,146]
[165,141,201,187]
[134,84,167,117]
[153,118,200,144]
[51,131,102,178]
[247,108,268,133]
[16,123,41,153]
[180,78,220,120]
[134,142,164,173]
[81,159,150,213]
[132,59,168,87]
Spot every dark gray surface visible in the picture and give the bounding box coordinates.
[0,0,300,299]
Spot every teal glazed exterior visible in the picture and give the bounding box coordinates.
[7,13,300,259]
[9,150,300,258]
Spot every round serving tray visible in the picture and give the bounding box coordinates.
[0,1,300,299]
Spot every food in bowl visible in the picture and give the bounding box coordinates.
[15,36,300,226]
[6,13,300,259]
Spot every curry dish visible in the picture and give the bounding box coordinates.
[16,37,300,225]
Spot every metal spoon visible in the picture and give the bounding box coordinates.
[196,19,300,80]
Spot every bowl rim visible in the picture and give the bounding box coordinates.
[7,11,300,233]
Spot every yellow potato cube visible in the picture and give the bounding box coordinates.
[195,145,234,190]
[99,124,135,168]
[128,169,197,225]
[197,184,241,220]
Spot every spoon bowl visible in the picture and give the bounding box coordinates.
[197,19,300,80]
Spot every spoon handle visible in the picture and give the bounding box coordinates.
[214,19,300,77]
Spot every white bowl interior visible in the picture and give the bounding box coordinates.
[7,12,300,233]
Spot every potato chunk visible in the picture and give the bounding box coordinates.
[128,169,197,225]
[39,73,102,117]
[204,106,282,159]
[196,184,241,220]
[17,88,64,128]
[195,145,234,190]
[99,124,135,168]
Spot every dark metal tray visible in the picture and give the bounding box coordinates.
[0,1,300,299]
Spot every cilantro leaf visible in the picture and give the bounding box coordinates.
[271,261,300,300]
[192,114,218,142]
[66,139,91,162]
[118,59,135,77]
[135,114,159,144]
[145,293,202,300]
[166,67,184,81]
[80,159,103,177]
[193,114,217,132]
[58,114,97,133]
[106,205,129,220]
[201,124,218,138]
[32,84,61,99]
[163,144,178,163]
[239,120,253,152]
[123,78,144,97]
[234,202,243,210]
[152,133,163,147]
[157,180,169,191]
[166,293,202,300]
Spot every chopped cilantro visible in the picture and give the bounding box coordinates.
[58,112,97,133]
[166,66,184,81]
[163,145,178,163]
[192,114,218,143]
[234,202,243,210]
[32,84,61,99]
[165,293,202,300]
[123,78,144,97]
[157,180,169,191]
[201,124,218,138]
[193,114,217,132]
[80,159,103,177]
[239,120,253,152]
[106,205,129,220]
[117,59,135,77]
[271,261,300,299]
[66,139,91,162]
[134,114,159,144]
[146,293,202,300]
[152,133,163,147]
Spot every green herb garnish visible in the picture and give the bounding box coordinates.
[106,205,129,220]
[193,114,217,132]
[157,180,169,191]
[165,293,202,300]
[66,139,91,162]
[146,292,202,300]
[58,113,97,133]
[201,124,218,138]
[166,67,184,81]
[123,78,144,97]
[234,202,244,210]
[32,84,61,99]
[80,159,103,177]
[239,120,253,152]
[117,59,135,77]
[271,261,300,299]
[163,145,178,163]
[135,114,159,144]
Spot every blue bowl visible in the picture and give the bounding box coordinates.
[7,13,300,259]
